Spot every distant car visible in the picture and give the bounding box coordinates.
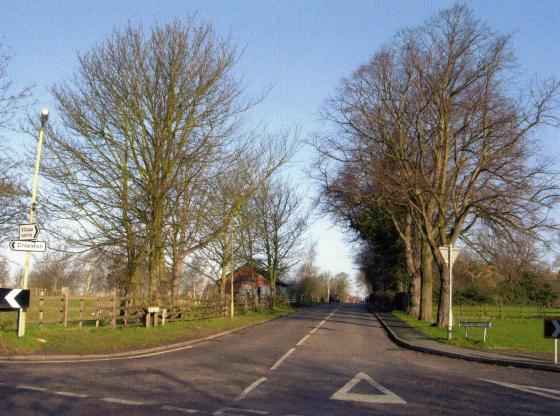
[329,293,340,303]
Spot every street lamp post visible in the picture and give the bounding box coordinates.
[17,108,48,338]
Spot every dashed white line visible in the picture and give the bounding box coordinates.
[102,397,149,406]
[55,391,89,398]
[214,408,269,415]
[296,334,311,346]
[161,405,199,413]
[235,377,268,402]
[270,347,296,370]
[16,385,47,392]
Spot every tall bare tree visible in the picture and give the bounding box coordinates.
[318,4,559,326]
[42,20,252,300]
[254,178,308,302]
[0,44,32,243]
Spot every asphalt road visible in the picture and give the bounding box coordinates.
[1,303,559,415]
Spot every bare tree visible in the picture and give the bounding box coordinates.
[42,20,252,301]
[0,44,32,242]
[253,178,308,303]
[318,4,560,326]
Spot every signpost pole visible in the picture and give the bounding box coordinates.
[17,109,48,338]
[555,339,558,365]
[447,244,453,341]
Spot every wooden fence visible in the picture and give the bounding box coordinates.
[455,304,560,320]
[21,290,320,329]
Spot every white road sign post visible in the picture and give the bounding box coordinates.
[17,108,48,338]
[439,244,461,340]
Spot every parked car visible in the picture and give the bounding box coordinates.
[329,293,340,303]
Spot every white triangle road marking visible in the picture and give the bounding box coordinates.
[480,379,560,401]
[5,289,22,308]
[331,372,406,404]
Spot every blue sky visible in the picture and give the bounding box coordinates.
[1,1,560,291]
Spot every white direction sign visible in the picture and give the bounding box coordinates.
[19,223,39,241]
[439,245,461,266]
[331,372,406,404]
[9,240,46,252]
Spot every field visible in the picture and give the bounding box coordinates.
[394,305,560,358]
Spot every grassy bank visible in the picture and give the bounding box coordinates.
[394,310,557,358]
[0,305,296,356]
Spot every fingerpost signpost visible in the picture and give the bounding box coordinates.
[11,108,49,338]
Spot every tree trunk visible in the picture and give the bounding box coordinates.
[401,213,420,318]
[171,251,185,301]
[420,238,433,322]
[436,257,450,328]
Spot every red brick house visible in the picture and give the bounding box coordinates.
[224,264,288,297]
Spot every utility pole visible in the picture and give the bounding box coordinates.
[18,108,48,338]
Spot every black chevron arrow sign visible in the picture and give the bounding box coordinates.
[0,288,30,309]
[544,318,560,339]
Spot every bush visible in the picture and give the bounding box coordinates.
[368,290,395,311]
[392,292,410,311]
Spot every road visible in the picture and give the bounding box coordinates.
[0,303,559,415]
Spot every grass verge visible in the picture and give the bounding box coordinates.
[0,305,296,356]
[393,310,555,358]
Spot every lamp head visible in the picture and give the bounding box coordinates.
[40,108,49,126]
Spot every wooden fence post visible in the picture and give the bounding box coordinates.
[61,287,69,327]
[111,288,117,329]
[39,290,44,327]
[79,293,84,328]
[95,293,100,328]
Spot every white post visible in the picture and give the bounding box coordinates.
[17,108,48,338]
[447,244,453,341]
[555,339,558,365]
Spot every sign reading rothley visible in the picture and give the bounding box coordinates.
[0,288,30,309]
[439,245,461,266]
[544,318,560,338]
[19,223,39,241]
[9,240,46,252]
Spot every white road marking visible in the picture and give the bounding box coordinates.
[24,344,195,364]
[480,379,560,401]
[214,408,269,415]
[235,377,268,402]
[55,391,89,398]
[102,397,149,405]
[161,405,199,413]
[331,372,406,404]
[319,319,326,326]
[309,327,318,334]
[270,347,296,370]
[16,385,47,392]
[296,334,311,346]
